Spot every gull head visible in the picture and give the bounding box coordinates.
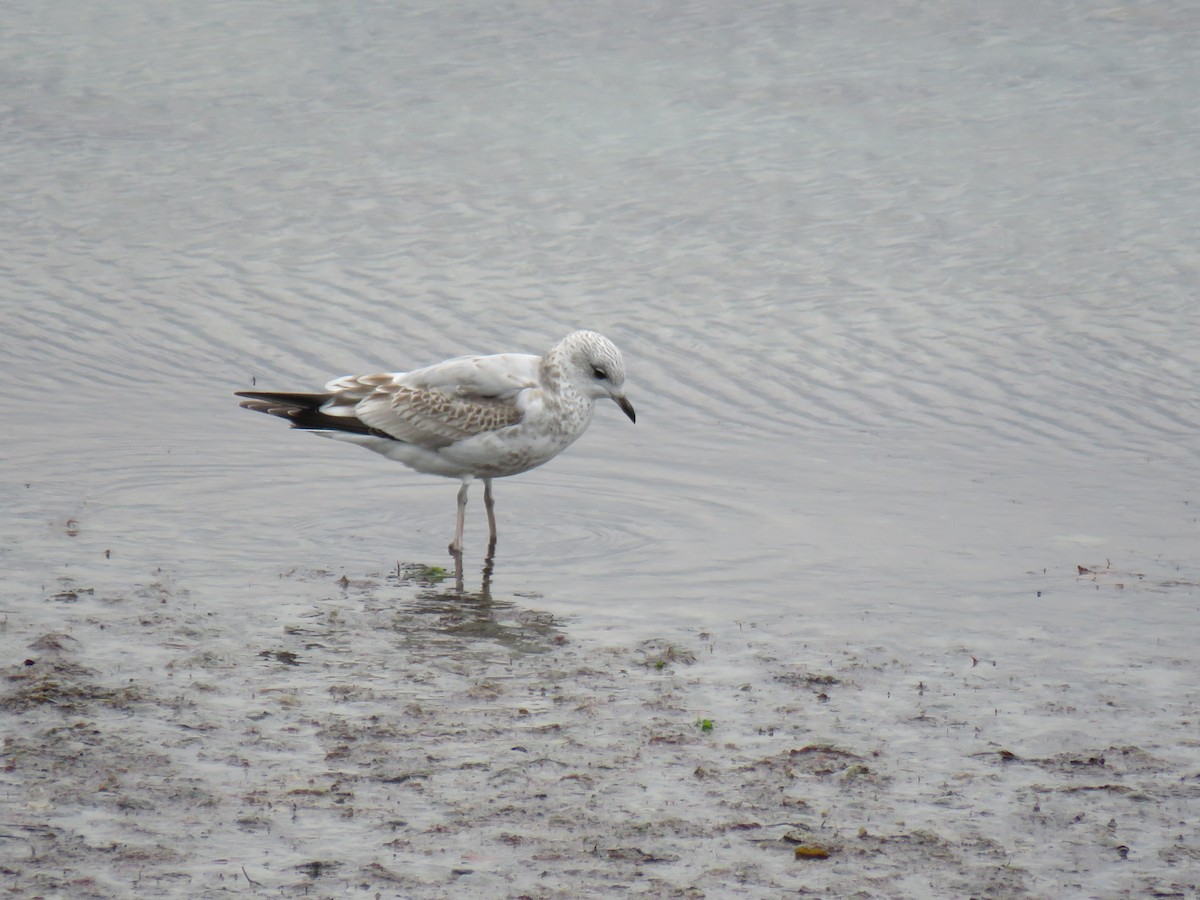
[556,330,636,423]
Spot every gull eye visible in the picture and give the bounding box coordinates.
[592,366,608,381]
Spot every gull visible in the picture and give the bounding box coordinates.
[235,330,635,554]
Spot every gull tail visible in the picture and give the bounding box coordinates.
[235,391,390,438]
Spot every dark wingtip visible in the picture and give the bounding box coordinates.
[235,390,324,424]
[235,389,395,440]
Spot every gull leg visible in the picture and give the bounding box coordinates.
[483,477,497,549]
[450,478,471,555]
[452,548,464,592]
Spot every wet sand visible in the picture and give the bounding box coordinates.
[5,559,1197,899]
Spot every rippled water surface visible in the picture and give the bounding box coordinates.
[6,0,1196,626]
[3,1,1199,896]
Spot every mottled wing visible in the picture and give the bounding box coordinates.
[325,353,541,449]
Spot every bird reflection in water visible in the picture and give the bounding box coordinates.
[391,549,563,657]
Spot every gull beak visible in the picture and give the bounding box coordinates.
[614,393,636,423]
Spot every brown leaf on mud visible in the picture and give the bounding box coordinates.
[794,845,831,859]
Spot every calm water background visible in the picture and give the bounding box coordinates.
[3,0,1198,636]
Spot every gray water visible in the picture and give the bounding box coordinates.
[3,2,1199,896]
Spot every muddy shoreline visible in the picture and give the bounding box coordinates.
[5,563,1197,899]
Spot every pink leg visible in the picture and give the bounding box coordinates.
[483,478,497,547]
[450,479,471,554]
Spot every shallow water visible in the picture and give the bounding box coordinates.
[3,1,1199,897]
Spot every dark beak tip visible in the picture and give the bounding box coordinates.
[617,396,637,423]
